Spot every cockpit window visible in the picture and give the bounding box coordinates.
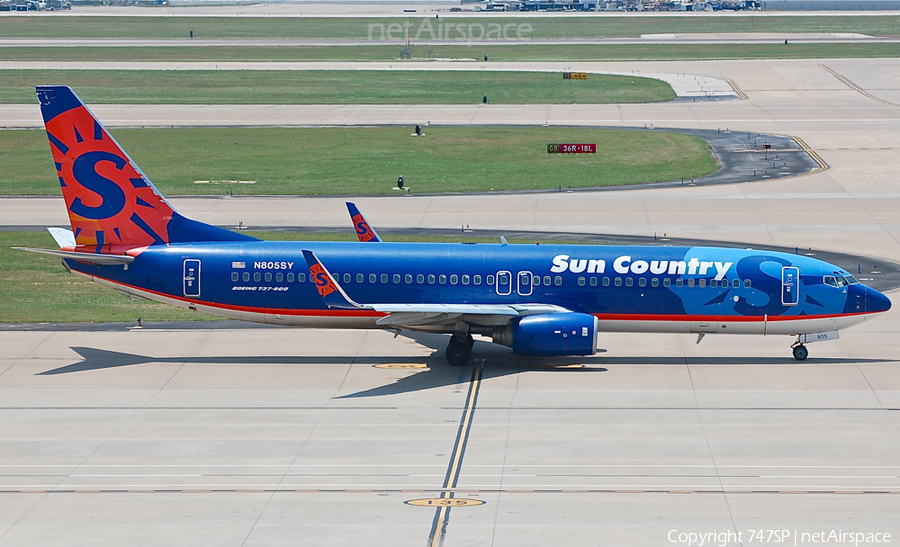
[824,275,850,288]
[844,275,859,285]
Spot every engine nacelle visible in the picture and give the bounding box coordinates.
[492,313,599,356]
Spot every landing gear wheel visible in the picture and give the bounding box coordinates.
[792,344,808,361]
[446,335,472,367]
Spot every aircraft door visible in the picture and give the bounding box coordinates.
[183,259,201,297]
[496,271,512,295]
[782,266,799,306]
[517,271,533,296]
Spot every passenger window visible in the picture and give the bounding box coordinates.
[590,277,597,286]
[232,272,239,282]
[357,273,364,283]
[744,279,751,288]
[344,274,351,284]
[265,272,272,282]
[254,272,261,282]
[603,277,610,287]
[450,274,458,285]
[462,275,470,285]
[732,279,739,288]
[625,277,633,287]
[687,279,694,288]
[615,277,622,287]
[276,273,283,282]
[381,274,388,283]
[394,274,401,284]
[417,274,424,284]
[487,275,495,285]
[663,278,671,287]
[676,278,683,288]
[370,274,377,283]
[428,274,435,284]
[298,273,306,283]
[578,277,585,286]
[287,273,295,282]
[243,272,250,282]
[439,274,447,284]
[406,274,413,284]
[651,278,659,287]
[554,276,562,286]
[698,279,705,288]
[638,278,646,287]
[533,276,541,287]
[543,275,551,286]
[474,275,482,285]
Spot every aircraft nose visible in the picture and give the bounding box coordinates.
[866,285,892,314]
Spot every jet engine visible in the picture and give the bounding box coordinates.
[492,313,599,356]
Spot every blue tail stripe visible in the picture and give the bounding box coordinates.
[46,131,69,155]
[129,213,165,245]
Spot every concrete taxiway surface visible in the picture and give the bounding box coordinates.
[1,316,899,546]
[3,55,900,545]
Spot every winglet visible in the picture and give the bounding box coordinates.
[301,250,370,310]
[346,202,382,242]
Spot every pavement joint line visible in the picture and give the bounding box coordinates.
[1,488,899,495]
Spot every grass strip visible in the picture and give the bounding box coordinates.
[3,15,900,39]
[0,230,577,323]
[1,126,716,196]
[3,43,900,62]
[0,69,673,105]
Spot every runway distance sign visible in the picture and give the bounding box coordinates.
[563,72,588,80]
[547,143,596,154]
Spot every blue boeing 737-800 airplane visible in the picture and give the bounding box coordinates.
[19,86,891,365]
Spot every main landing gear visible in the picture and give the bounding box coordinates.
[791,344,808,361]
[446,332,475,366]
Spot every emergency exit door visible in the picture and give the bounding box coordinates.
[183,259,201,297]
[782,266,799,306]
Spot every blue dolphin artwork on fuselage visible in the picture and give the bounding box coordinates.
[18,86,891,366]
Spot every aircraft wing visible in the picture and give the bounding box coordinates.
[301,250,572,328]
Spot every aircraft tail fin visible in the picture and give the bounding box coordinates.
[346,202,382,242]
[35,85,257,248]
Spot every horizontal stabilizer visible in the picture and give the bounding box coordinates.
[14,247,135,265]
[47,227,75,248]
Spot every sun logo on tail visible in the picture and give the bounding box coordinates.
[37,86,175,248]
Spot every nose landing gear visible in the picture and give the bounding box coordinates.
[791,343,808,361]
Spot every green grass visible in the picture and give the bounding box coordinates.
[0,69,673,104]
[3,15,900,39]
[0,230,579,323]
[0,126,716,196]
[4,42,900,62]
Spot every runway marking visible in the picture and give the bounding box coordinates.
[820,64,900,107]
[374,363,428,369]
[426,358,485,547]
[725,79,748,100]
